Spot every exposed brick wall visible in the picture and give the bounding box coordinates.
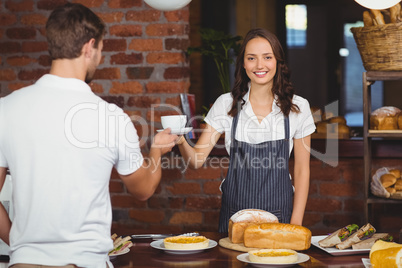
[0,0,191,148]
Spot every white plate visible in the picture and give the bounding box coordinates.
[311,235,370,256]
[150,239,217,254]
[109,247,130,259]
[156,127,193,135]
[236,252,310,268]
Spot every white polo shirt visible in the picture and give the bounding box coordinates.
[204,91,316,155]
[0,74,143,267]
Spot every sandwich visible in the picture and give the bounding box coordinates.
[109,233,133,255]
[352,233,393,250]
[336,223,376,250]
[318,224,359,248]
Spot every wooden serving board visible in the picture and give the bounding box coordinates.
[218,237,260,252]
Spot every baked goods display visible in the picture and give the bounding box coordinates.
[248,249,298,264]
[109,233,133,255]
[229,209,278,244]
[372,167,402,199]
[370,106,402,130]
[370,240,402,267]
[243,223,312,250]
[311,107,350,139]
[163,235,209,250]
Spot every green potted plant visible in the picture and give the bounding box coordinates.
[188,28,242,94]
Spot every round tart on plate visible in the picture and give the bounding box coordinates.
[248,249,298,264]
[163,236,209,250]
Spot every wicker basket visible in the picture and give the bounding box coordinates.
[351,22,402,71]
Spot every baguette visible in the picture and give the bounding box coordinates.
[390,3,401,23]
[243,223,312,250]
[371,9,385,25]
[363,11,374,27]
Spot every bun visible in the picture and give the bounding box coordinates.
[370,106,401,130]
[334,124,350,135]
[398,114,402,129]
[389,169,401,179]
[316,121,329,133]
[395,179,402,191]
[229,209,278,244]
[164,236,209,250]
[248,249,298,264]
[380,173,397,188]
[329,116,347,125]
[244,223,312,250]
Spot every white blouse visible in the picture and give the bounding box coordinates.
[204,91,316,155]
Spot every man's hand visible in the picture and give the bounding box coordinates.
[151,128,178,155]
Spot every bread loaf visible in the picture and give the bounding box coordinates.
[381,173,397,188]
[244,223,312,250]
[371,247,402,268]
[228,209,278,244]
[370,106,401,130]
[370,240,402,258]
[370,240,402,268]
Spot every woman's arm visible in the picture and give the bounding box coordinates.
[290,135,311,226]
[177,123,221,169]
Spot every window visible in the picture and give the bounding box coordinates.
[286,5,307,48]
[342,22,383,127]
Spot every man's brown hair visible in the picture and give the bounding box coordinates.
[46,3,106,60]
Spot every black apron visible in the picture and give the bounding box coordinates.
[218,112,293,233]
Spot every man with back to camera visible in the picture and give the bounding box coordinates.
[0,3,178,267]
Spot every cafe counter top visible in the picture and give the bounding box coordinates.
[0,232,370,267]
[110,232,368,268]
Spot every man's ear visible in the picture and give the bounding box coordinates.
[82,38,96,58]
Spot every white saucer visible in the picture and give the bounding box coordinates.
[150,239,217,255]
[236,252,310,268]
[157,127,193,135]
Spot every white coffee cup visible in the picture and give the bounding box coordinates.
[161,115,187,130]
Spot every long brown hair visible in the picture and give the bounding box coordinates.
[228,28,299,117]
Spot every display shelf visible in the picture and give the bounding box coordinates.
[368,130,402,138]
[362,71,402,224]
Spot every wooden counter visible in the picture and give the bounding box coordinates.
[110,232,368,268]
